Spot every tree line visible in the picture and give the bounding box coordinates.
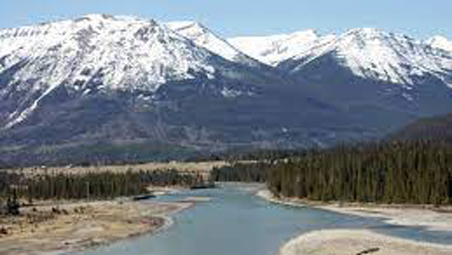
[211,162,271,183]
[190,149,307,162]
[0,169,210,214]
[269,140,452,205]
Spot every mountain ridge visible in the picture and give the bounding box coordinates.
[165,21,263,67]
[231,28,452,88]
[228,29,327,66]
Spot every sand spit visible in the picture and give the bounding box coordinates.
[316,203,452,232]
[280,229,452,255]
[0,200,192,255]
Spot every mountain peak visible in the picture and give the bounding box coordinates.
[427,35,452,52]
[79,13,116,21]
[345,27,383,36]
[228,29,322,66]
[166,20,259,64]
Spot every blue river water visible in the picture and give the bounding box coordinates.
[74,183,452,255]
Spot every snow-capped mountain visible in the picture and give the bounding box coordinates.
[0,14,277,129]
[228,30,333,66]
[280,28,452,88]
[166,21,261,66]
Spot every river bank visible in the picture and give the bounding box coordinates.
[257,189,452,231]
[0,199,193,255]
[315,203,452,232]
[257,189,452,255]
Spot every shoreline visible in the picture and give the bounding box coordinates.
[256,189,452,231]
[0,199,193,255]
[256,189,452,255]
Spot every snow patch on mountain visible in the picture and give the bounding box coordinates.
[220,87,255,98]
[166,21,250,63]
[5,84,60,129]
[228,30,329,66]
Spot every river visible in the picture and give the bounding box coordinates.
[74,183,452,255]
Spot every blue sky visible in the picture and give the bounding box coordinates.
[1,0,451,39]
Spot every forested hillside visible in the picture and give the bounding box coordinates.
[213,140,452,205]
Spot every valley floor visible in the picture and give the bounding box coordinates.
[4,160,229,178]
[257,190,452,255]
[0,199,192,255]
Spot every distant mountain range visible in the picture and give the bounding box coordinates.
[230,29,452,86]
[0,14,451,166]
